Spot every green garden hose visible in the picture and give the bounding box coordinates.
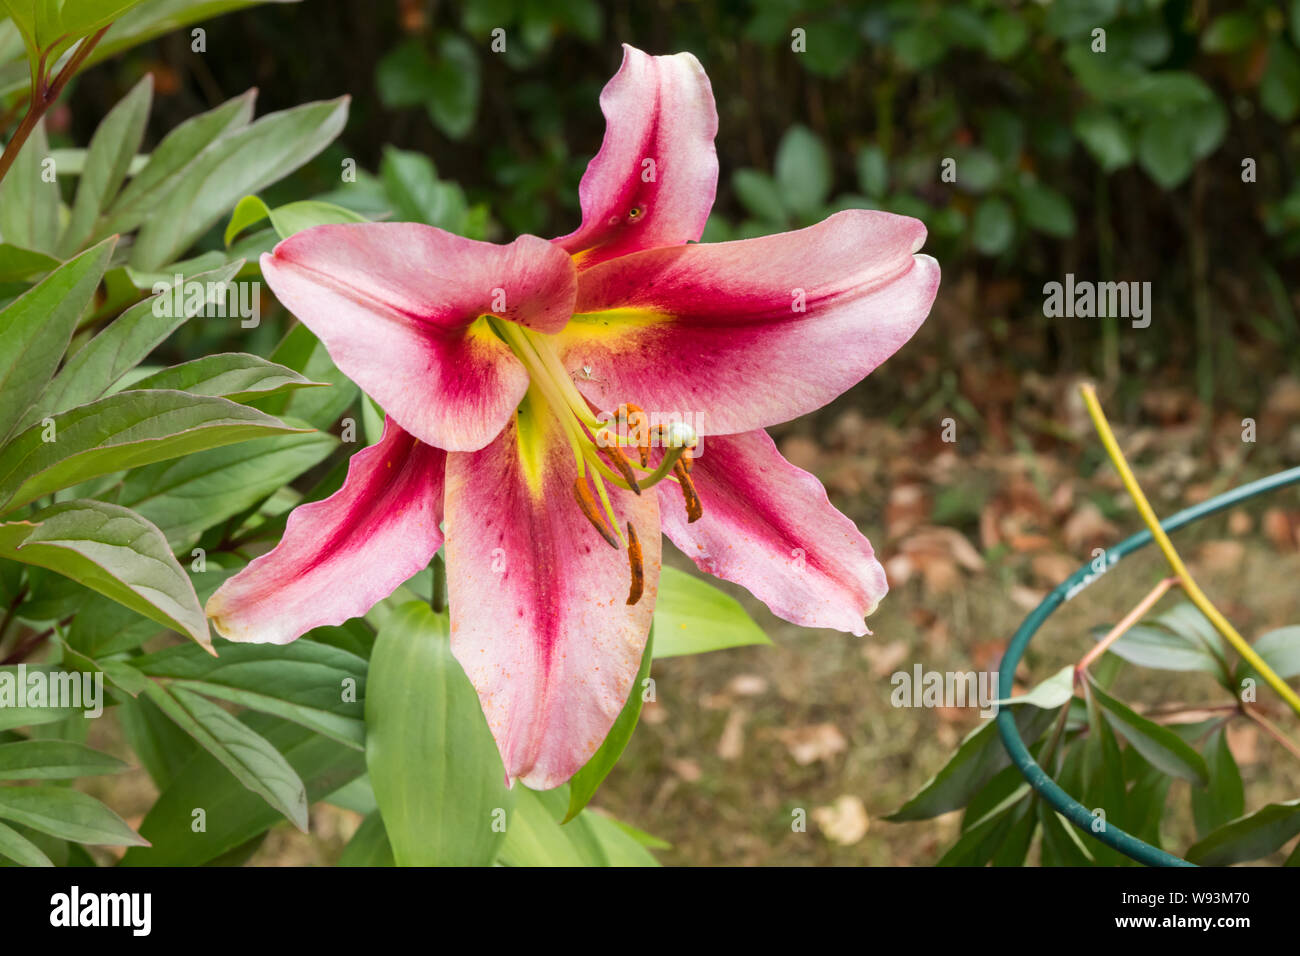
[996,465,1300,867]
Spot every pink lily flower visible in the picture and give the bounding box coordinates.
[206,45,939,789]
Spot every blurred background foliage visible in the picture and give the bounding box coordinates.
[49,0,1300,423]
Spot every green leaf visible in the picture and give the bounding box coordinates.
[338,810,394,866]
[143,681,308,830]
[886,706,1058,821]
[1262,39,1300,123]
[0,499,209,648]
[1248,626,1300,680]
[1073,108,1132,172]
[379,146,470,231]
[226,195,368,246]
[0,819,54,866]
[0,242,58,283]
[1186,799,1300,866]
[0,785,146,846]
[0,116,58,254]
[0,389,304,515]
[731,168,787,225]
[120,712,364,865]
[856,145,888,198]
[115,428,336,546]
[126,353,323,403]
[0,665,90,730]
[1201,12,1260,54]
[115,690,199,791]
[565,625,653,821]
[251,323,357,430]
[1190,726,1244,839]
[130,97,349,270]
[426,33,480,139]
[1037,803,1096,866]
[0,739,128,779]
[651,566,770,658]
[937,785,1032,866]
[365,602,513,865]
[0,238,115,443]
[984,10,1028,60]
[774,125,832,217]
[24,261,244,429]
[997,665,1075,709]
[1137,101,1227,189]
[1088,681,1210,784]
[498,786,655,866]
[222,194,271,246]
[135,638,367,749]
[951,148,1001,194]
[60,73,152,255]
[1014,180,1075,237]
[972,196,1014,255]
[1095,622,1222,674]
[101,89,256,236]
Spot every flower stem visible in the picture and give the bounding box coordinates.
[1076,576,1179,677]
[1079,383,1300,719]
[0,26,110,187]
[430,552,446,615]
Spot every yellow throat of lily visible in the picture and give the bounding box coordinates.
[488,316,700,605]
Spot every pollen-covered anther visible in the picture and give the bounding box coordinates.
[625,521,644,605]
[598,443,642,495]
[572,476,620,548]
[614,403,650,466]
[672,458,703,523]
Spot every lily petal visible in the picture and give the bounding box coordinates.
[556,44,718,269]
[659,429,887,636]
[207,416,446,644]
[444,393,660,789]
[560,210,939,434]
[262,223,577,452]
